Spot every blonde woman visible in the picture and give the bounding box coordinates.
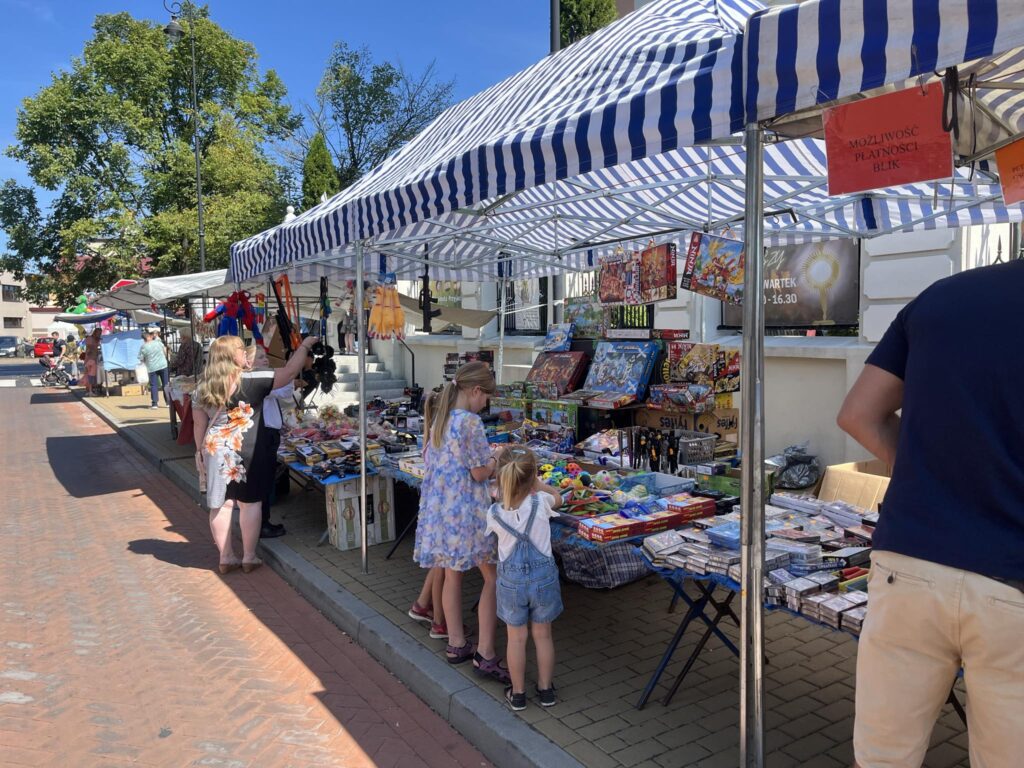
[413,361,508,683]
[192,334,317,574]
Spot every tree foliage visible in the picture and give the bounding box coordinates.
[309,42,455,190]
[301,133,340,210]
[560,0,618,48]
[0,4,299,303]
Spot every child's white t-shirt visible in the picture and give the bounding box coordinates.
[485,492,559,561]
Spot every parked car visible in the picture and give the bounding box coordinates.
[0,336,19,357]
[33,338,54,358]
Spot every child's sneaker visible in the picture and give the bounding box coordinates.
[429,622,449,639]
[407,602,433,623]
[505,686,527,711]
[536,685,557,707]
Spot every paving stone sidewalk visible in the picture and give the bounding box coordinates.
[0,387,490,768]
[78,390,971,768]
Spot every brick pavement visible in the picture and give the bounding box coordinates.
[0,388,490,768]
[76,392,971,768]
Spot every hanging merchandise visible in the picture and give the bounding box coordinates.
[272,275,303,351]
[203,291,264,346]
[638,240,678,303]
[680,232,745,304]
[309,276,337,394]
[367,274,405,340]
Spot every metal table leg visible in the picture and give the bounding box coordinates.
[385,511,419,560]
[662,588,739,706]
[637,583,710,710]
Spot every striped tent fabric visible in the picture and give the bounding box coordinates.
[744,0,1024,131]
[230,0,761,281]
[230,0,1024,285]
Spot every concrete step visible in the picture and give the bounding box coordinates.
[333,361,386,374]
[336,371,389,383]
[332,353,378,365]
[325,388,409,405]
[336,378,407,393]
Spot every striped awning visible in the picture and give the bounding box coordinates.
[744,0,1024,152]
[230,0,759,281]
[230,0,1024,284]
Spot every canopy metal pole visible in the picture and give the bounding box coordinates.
[740,122,766,768]
[496,277,507,385]
[356,241,369,575]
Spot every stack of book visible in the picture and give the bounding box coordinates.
[820,591,869,629]
[821,500,867,529]
[822,546,871,568]
[770,492,823,515]
[782,577,823,611]
[800,592,833,621]
[767,539,823,575]
[841,603,869,635]
[642,530,687,566]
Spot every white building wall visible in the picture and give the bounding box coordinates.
[0,273,31,337]
[378,225,1009,468]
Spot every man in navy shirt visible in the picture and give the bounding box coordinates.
[838,260,1024,767]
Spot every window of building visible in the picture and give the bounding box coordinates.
[1,284,20,302]
[3,317,23,329]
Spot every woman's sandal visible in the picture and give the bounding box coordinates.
[446,641,474,664]
[473,652,511,684]
[241,558,263,574]
[218,560,241,574]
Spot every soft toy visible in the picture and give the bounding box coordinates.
[204,291,264,346]
[593,470,618,490]
[66,295,90,314]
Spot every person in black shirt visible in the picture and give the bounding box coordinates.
[838,261,1024,767]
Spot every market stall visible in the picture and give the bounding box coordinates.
[224,0,1024,763]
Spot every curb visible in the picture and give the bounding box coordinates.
[80,394,584,768]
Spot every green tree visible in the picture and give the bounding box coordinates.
[560,0,618,48]
[0,5,300,304]
[301,132,340,210]
[310,42,455,190]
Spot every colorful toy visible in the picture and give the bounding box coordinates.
[203,291,264,346]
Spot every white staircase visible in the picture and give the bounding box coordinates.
[315,353,409,407]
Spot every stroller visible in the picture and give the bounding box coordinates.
[39,355,71,387]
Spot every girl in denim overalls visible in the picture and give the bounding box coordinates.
[486,447,563,711]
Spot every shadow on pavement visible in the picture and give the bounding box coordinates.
[45,434,140,498]
[127,538,211,570]
[31,391,76,405]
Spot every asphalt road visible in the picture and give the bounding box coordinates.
[0,356,49,385]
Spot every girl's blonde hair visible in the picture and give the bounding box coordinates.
[496,447,538,510]
[195,335,244,409]
[429,361,496,449]
[421,390,440,451]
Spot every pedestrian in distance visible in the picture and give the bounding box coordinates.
[486,446,563,711]
[412,361,510,684]
[138,330,170,409]
[82,328,102,396]
[192,335,317,575]
[838,260,1024,768]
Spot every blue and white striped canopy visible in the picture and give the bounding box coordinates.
[230,0,1024,283]
[744,0,1024,139]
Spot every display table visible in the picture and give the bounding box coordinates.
[638,561,968,722]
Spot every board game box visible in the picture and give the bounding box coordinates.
[664,342,719,386]
[680,232,744,304]
[542,323,574,352]
[582,341,660,399]
[598,252,640,305]
[638,242,678,303]
[525,351,589,396]
[563,298,607,338]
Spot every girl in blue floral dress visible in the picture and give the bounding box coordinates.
[414,362,508,681]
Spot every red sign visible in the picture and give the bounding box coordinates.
[995,138,1024,205]
[823,83,952,196]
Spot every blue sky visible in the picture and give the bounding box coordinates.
[0,0,552,192]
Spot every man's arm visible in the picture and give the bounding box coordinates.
[836,364,904,467]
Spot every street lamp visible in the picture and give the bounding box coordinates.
[163,1,206,274]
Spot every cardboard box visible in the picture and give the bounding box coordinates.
[697,467,774,497]
[818,460,891,512]
[325,476,396,551]
[121,383,145,397]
